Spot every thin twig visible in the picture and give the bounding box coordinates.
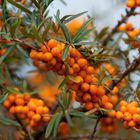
[89,116,101,140]
[102,8,137,46]
[106,54,140,93]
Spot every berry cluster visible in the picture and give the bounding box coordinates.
[30,39,108,110]
[115,100,140,129]
[126,0,140,8]
[118,22,140,38]
[3,92,50,130]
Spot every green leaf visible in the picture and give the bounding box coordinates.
[2,0,8,32]
[55,11,71,43]
[31,24,43,42]
[53,113,62,137]
[6,87,21,94]
[62,45,69,61]
[72,17,95,43]
[45,115,57,138]
[65,111,73,127]
[74,41,97,46]
[95,27,109,40]
[0,46,14,64]
[38,17,52,31]
[87,114,98,119]
[57,97,65,110]
[70,111,85,118]
[0,92,8,104]
[68,75,83,83]
[10,20,19,37]
[0,114,21,127]
[63,11,87,24]
[7,0,32,15]
[58,76,69,89]
[73,27,95,43]
[16,45,28,58]
[31,0,39,8]
[67,90,72,107]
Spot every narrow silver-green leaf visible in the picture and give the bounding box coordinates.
[7,0,32,15]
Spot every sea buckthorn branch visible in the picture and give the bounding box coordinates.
[106,54,140,93]
[102,8,136,46]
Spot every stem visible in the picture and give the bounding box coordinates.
[102,8,137,46]
[89,116,101,140]
[106,54,140,93]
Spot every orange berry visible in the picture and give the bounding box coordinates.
[15,106,23,113]
[69,47,78,57]
[126,0,136,8]
[23,106,29,113]
[8,94,15,103]
[125,22,133,30]
[136,0,140,6]
[84,102,93,110]
[15,98,25,106]
[42,116,51,122]
[37,52,43,60]
[67,58,75,66]
[118,25,126,31]
[32,114,41,122]
[84,75,93,83]
[68,67,74,75]
[123,121,129,129]
[120,100,127,106]
[101,95,108,104]
[77,58,87,67]
[89,85,98,95]
[28,111,35,119]
[133,113,140,122]
[127,105,137,114]
[37,100,44,106]
[136,108,140,114]
[130,101,138,107]
[28,102,37,111]
[36,106,44,114]
[104,102,113,110]
[51,47,60,57]
[86,66,94,74]
[81,83,89,92]
[83,93,91,102]
[128,120,136,127]
[9,106,15,114]
[16,94,24,99]
[116,111,124,120]
[43,52,53,61]
[72,63,80,73]
[97,86,105,96]
[79,70,87,78]
[50,58,57,66]
[3,100,11,108]
[30,50,37,58]
[108,95,118,105]
[24,93,30,101]
[120,105,127,113]
[124,112,132,121]
[91,77,98,84]
[48,39,58,49]
[108,110,116,118]
[112,86,119,94]
[43,107,49,114]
